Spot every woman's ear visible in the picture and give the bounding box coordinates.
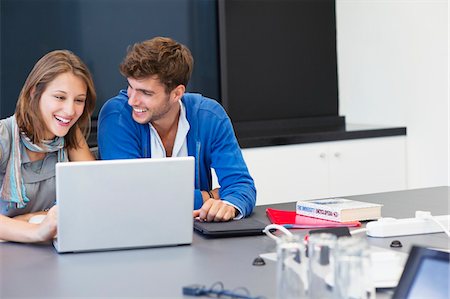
[30,86,36,98]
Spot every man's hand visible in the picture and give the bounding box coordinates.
[193,198,236,222]
[210,188,220,200]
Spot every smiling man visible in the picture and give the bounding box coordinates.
[98,37,256,222]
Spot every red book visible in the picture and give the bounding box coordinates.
[266,208,361,228]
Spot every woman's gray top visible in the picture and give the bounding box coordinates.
[0,116,57,217]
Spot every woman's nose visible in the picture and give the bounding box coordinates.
[63,100,76,116]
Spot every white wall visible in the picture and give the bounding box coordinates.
[336,0,449,188]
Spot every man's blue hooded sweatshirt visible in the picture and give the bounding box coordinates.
[98,90,256,217]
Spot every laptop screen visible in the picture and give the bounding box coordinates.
[393,246,449,299]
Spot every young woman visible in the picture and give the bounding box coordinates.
[0,50,96,242]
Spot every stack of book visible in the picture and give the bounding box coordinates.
[266,198,382,229]
[296,198,383,222]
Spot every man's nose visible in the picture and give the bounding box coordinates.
[127,88,138,105]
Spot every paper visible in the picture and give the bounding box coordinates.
[266,208,361,228]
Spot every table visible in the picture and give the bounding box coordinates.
[1,187,449,298]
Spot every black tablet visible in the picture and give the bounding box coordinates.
[392,246,449,299]
[193,217,267,238]
[309,227,351,238]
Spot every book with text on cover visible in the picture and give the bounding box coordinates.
[266,208,361,228]
[296,198,383,222]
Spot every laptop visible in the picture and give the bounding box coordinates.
[54,157,195,253]
[193,217,267,238]
[392,246,449,299]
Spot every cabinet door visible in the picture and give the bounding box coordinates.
[242,144,329,205]
[328,136,407,197]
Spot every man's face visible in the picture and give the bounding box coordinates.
[126,76,175,124]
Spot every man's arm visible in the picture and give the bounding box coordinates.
[196,112,256,221]
[98,101,146,159]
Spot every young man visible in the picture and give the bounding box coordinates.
[98,37,256,222]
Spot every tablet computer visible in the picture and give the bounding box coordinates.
[392,246,449,299]
[194,217,267,238]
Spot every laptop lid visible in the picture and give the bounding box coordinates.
[54,157,194,253]
[393,246,449,299]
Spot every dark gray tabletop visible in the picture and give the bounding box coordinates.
[1,187,449,298]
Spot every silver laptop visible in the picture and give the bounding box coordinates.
[54,157,194,253]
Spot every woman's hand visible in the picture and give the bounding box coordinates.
[34,205,58,242]
[0,206,58,243]
[13,211,47,222]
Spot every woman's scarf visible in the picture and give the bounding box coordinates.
[0,116,68,208]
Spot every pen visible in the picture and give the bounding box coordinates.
[282,224,352,229]
[283,224,313,229]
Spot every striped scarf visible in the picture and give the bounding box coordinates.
[0,116,68,209]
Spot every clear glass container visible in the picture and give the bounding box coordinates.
[307,233,337,299]
[334,236,375,299]
[276,234,308,299]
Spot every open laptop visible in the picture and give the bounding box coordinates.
[54,157,194,253]
[392,246,449,299]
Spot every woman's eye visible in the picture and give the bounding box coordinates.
[75,99,86,104]
[55,96,64,100]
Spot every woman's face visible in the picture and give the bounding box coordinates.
[39,72,87,139]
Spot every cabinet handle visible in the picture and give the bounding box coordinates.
[319,153,326,158]
[334,152,341,158]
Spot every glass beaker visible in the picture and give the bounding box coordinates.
[307,233,337,299]
[276,234,308,299]
[334,236,375,299]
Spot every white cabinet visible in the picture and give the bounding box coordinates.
[241,136,407,205]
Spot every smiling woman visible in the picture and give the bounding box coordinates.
[39,72,88,140]
[0,50,97,243]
